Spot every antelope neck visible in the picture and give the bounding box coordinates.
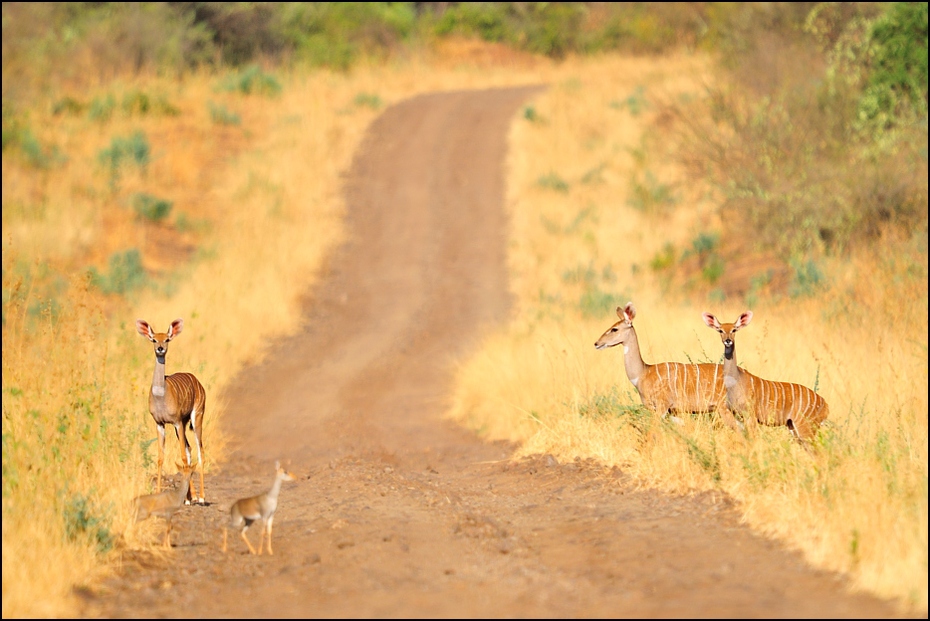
[622,327,647,387]
[151,357,167,399]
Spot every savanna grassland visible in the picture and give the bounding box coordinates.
[3,2,927,618]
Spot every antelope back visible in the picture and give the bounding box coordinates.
[739,372,829,429]
[639,361,726,413]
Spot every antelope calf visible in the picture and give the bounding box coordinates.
[136,318,207,504]
[133,461,195,548]
[222,461,297,556]
[702,311,829,443]
[595,303,739,431]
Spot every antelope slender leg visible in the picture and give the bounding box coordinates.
[156,424,167,492]
[266,516,275,555]
[240,528,257,554]
[257,521,266,555]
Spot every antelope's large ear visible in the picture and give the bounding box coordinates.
[702,312,720,330]
[622,302,636,323]
[735,311,753,330]
[136,319,154,339]
[167,318,184,340]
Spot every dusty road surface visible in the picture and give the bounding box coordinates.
[78,87,905,618]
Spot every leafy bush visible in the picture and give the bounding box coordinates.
[87,249,147,295]
[131,193,173,222]
[98,131,150,189]
[537,172,570,193]
[218,65,282,96]
[208,102,241,126]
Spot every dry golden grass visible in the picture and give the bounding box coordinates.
[447,53,928,613]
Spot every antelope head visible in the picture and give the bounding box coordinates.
[595,302,638,350]
[702,311,753,360]
[136,318,184,362]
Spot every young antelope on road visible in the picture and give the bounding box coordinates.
[133,461,195,548]
[223,461,298,555]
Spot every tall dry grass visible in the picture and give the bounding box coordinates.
[447,53,928,613]
[2,43,574,617]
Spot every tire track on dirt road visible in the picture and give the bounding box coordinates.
[79,86,904,618]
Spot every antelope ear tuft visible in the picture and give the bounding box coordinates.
[136,319,153,338]
[702,312,718,329]
[623,302,636,322]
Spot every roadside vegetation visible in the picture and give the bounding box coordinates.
[3,2,926,617]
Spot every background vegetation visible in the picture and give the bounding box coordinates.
[3,2,927,617]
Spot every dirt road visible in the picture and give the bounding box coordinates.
[78,87,904,618]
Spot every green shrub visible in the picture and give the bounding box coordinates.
[353,92,382,109]
[87,249,147,296]
[208,102,241,126]
[537,172,569,193]
[218,64,282,96]
[63,493,115,554]
[98,131,150,189]
[131,193,173,222]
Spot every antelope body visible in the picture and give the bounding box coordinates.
[223,461,297,555]
[595,303,739,431]
[702,311,829,443]
[133,462,195,548]
[136,318,207,504]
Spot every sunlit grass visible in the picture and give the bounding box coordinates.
[447,54,928,613]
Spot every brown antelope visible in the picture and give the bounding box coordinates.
[136,318,207,504]
[222,461,297,555]
[595,302,741,432]
[702,311,829,443]
[133,461,195,548]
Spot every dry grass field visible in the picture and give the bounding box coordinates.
[3,41,926,616]
[447,54,928,612]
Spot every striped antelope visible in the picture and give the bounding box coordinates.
[133,461,195,548]
[594,303,740,431]
[222,461,297,555]
[702,311,829,443]
[136,318,207,504]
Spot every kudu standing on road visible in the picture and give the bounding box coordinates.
[136,318,207,504]
[595,303,739,431]
[702,311,829,443]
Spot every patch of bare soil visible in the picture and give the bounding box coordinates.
[77,87,905,618]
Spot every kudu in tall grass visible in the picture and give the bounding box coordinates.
[702,311,829,443]
[595,302,739,431]
[136,318,207,504]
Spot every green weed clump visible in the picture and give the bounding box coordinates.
[87,249,147,296]
[131,193,173,223]
[208,102,241,126]
[98,131,151,189]
[218,65,282,96]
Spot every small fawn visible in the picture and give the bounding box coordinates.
[133,461,195,548]
[222,461,297,555]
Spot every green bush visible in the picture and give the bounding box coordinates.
[131,193,173,222]
[98,131,150,189]
[218,65,282,96]
[87,249,147,296]
[208,102,241,126]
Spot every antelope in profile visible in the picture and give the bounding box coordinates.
[595,302,741,432]
[133,461,195,548]
[702,311,829,443]
[136,318,207,504]
[222,461,297,556]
